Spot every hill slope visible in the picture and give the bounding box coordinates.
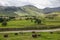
[0,5,60,16]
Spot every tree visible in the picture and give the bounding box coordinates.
[34,19,41,24]
[30,18,33,22]
[0,18,4,23]
[25,18,29,20]
[2,20,7,26]
[9,17,15,20]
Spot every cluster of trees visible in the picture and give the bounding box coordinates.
[0,16,42,27]
[9,16,42,25]
[0,16,16,26]
[34,18,41,24]
[25,17,42,24]
[0,18,7,26]
[45,16,54,19]
[45,14,58,19]
[9,17,15,20]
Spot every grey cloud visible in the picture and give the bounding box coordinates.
[0,0,60,9]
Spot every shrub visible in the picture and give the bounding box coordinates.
[50,32,53,34]
[0,18,4,22]
[25,18,29,20]
[38,34,41,37]
[32,34,37,38]
[2,20,7,26]
[34,19,41,24]
[4,34,8,38]
[14,33,18,35]
[9,17,15,20]
[32,31,36,33]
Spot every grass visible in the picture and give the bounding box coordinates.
[0,12,60,28]
[0,20,35,28]
[7,20,34,27]
[0,13,60,28]
[0,19,60,28]
[0,32,60,40]
[44,21,60,25]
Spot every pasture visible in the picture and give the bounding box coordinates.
[0,18,60,29]
[0,32,60,40]
[0,12,60,29]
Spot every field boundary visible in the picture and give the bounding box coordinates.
[0,28,60,33]
[0,25,60,31]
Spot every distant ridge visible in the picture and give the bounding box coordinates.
[0,5,60,16]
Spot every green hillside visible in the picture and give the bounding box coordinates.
[14,5,43,16]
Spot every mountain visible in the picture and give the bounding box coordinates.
[43,7,60,14]
[15,5,42,16]
[0,6,19,16]
[0,5,42,16]
[20,5,60,14]
[0,5,60,16]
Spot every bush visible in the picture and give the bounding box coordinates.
[4,34,8,38]
[38,34,41,37]
[32,34,37,38]
[14,33,18,35]
[0,18,4,23]
[32,31,36,33]
[9,17,15,20]
[34,19,41,24]
[50,32,53,34]
[25,18,29,20]
[2,20,7,26]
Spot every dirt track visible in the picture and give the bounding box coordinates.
[0,28,60,33]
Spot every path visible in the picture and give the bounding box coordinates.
[0,28,60,33]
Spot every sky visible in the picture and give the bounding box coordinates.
[0,0,60,9]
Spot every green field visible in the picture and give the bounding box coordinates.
[0,19,60,28]
[0,12,60,28]
[0,20,35,28]
[0,32,60,40]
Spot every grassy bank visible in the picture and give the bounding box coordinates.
[0,32,60,40]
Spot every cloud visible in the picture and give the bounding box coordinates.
[49,0,60,7]
[27,0,60,9]
[0,0,60,9]
[0,0,31,6]
[28,0,51,8]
